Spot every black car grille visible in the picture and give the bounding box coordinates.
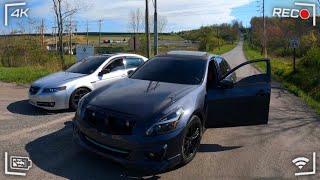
[84,108,136,135]
[29,86,40,95]
[83,135,130,159]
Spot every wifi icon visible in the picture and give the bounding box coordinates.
[292,157,310,169]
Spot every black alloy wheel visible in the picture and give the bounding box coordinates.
[180,116,202,166]
[70,88,90,111]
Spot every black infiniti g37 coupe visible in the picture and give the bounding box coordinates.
[73,51,271,173]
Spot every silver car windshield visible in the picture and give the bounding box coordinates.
[66,56,109,75]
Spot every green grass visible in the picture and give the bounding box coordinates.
[0,67,57,85]
[0,55,77,85]
[243,41,320,113]
[211,43,238,55]
[85,34,183,41]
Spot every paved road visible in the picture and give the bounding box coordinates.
[0,40,319,179]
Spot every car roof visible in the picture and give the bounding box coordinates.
[102,53,146,57]
[160,51,218,61]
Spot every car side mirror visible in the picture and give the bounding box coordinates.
[98,69,110,76]
[127,70,134,76]
[220,79,234,89]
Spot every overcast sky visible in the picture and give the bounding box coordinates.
[0,0,317,33]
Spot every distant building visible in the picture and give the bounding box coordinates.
[103,37,129,44]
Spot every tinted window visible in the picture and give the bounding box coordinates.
[216,57,230,76]
[130,57,206,85]
[66,56,108,74]
[125,58,143,69]
[105,59,125,72]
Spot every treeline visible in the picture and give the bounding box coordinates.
[249,17,320,62]
[178,21,241,52]
[247,17,320,103]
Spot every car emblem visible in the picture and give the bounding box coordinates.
[92,112,95,117]
[126,120,130,127]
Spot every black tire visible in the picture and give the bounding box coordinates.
[69,88,90,111]
[180,115,202,166]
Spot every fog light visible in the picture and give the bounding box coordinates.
[37,102,55,107]
[146,144,168,161]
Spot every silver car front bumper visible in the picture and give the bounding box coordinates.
[28,90,70,110]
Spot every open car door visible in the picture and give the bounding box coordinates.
[206,59,271,127]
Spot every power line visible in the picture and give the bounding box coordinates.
[163,9,260,17]
[159,1,258,13]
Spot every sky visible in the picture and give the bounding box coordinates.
[0,0,318,33]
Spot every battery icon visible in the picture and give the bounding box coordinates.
[5,152,32,176]
[10,156,32,171]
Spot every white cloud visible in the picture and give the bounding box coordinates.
[25,0,255,31]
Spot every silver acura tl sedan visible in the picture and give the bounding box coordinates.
[29,54,148,111]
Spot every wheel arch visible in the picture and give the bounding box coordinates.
[68,86,93,110]
[190,109,204,127]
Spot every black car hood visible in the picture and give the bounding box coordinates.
[88,78,197,117]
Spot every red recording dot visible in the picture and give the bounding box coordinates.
[300,9,310,19]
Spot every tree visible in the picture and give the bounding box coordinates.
[158,16,168,33]
[128,8,144,34]
[150,15,168,33]
[52,0,88,66]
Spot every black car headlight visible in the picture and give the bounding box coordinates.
[43,86,67,93]
[146,107,184,136]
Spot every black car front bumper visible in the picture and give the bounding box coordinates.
[72,121,183,173]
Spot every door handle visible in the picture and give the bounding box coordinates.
[256,89,268,97]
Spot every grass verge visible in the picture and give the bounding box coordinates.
[243,41,320,113]
[211,43,238,55]
[0,67,57,85]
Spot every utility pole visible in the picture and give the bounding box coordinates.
[145,0,151,58]
[41,18,44,49]
[75,23,78,36]
[217,26,220,51]
[263,0,267,58]
[69,15,73,60]
[86,20,89,46]
[53,17,58,51]
[99,19,103,53]
[154,0,158,56]
[51,16,57,51]
[51,26,54,51]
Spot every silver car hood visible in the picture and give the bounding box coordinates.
[33,71,86,86]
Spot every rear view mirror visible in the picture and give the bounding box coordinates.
[220,79,234,89]
[127,70,134,76]
[98,69,110,76]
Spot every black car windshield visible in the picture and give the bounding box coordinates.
[130,57,207,85]
[66,56,109,74]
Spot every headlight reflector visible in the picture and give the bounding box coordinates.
[146,107,184,136]
[43,86,67,93]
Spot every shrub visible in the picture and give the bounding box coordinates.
[302,46,320,67]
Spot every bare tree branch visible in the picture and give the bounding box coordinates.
[158,16,168,33]
[128,8,143,34]
[51,0,88,65]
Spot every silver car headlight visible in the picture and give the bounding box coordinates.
[146,107,184,136]
[43,86,67,93]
